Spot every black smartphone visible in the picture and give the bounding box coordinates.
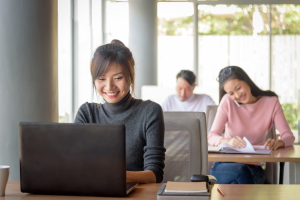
[190,175,208,182]
[190,174,217,186]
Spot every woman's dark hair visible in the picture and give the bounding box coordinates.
[90,39,135,94]
[218,66,278,103]
[176,70,196,86]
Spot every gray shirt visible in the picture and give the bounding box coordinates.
[74,92,166,183]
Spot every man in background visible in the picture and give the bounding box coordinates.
[161,70,215,112]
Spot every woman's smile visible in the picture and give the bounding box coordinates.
[238,94,246,102]
[105,91,120,98]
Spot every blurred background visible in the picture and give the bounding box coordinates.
[58,0,300,142]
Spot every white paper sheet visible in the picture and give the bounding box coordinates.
[218,137,256,153]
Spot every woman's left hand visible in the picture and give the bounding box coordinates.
[264,139,285,150]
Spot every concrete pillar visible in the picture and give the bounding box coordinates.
[0,0,58,180]
[128,0,157,98]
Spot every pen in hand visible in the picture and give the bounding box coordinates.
[217,188,224,196]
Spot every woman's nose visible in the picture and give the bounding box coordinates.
[105,79,114,90]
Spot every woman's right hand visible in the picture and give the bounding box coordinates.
[220,136,246,148]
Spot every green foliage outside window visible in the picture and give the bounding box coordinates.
[282,103,299,130]
[158,4,300,36]
[59,113,70,123]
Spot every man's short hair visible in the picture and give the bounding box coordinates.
[176,70,196,86]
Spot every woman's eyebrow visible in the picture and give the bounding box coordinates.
[102,72,123,76]
[235,84,240,89]
[113,72,123,76]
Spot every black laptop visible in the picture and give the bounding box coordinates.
[18,122,138,197]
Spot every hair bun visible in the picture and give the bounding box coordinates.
[111,39,125,47]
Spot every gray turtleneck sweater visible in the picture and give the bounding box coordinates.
[74,93,166,183]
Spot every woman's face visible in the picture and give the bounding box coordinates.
[223,79,256,104]
[95,62,130,104]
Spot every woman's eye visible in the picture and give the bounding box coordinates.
[115,77,123,80]
[98,78,105,81]
[236,87,241,90]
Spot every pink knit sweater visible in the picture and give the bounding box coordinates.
[208,94,295,148]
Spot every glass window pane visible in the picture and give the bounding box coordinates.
[91,0,104,104]
[91,0,103,52]
[198,4,270,103]
[158,2,194,88]
[106,1,129,45]
[58,0,72,122]
[75,0,94,114]
[271,4,300,139]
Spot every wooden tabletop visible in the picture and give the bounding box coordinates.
[1,181,300,200]
[208,145,300,162]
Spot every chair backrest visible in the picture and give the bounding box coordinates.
[205,105,218,174]
[206,105,218,134]
[163,112,208,183]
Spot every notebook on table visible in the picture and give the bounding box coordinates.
[157,182,211,199]
[208,137,273,155]
[19,122,138,197]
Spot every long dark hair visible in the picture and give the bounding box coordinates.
[218,66,278,103]
[90,39,135,94]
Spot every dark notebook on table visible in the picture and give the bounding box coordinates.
[19,122,138,197]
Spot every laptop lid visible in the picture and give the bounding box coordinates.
[19,122,133,197]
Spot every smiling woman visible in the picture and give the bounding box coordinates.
[74,40,166,184]
[207,66,295,184]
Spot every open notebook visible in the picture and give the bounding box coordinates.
[208,137,273,155]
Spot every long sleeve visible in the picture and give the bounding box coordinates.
[273,99,295,146]
[143,103,166,183]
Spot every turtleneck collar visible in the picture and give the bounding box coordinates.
[103,92,134,114]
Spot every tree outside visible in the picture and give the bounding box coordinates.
[158,4,300,131]
[158,4,300,36]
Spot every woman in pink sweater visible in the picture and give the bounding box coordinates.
[208,66,295,184]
